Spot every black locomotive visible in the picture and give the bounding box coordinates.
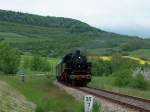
[56,50,91,86]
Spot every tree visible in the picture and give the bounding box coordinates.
[0,44,21,74]
[30,55,51,72]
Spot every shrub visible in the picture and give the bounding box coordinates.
[114,69,133,87]
[30,55,51,72]
[0,44,20,74]
[92,60,112,76]
[40,58,51,72]
[23,56,32,69]
[130,74,148,90]
[114,69,148,90]
[31,55,42,71]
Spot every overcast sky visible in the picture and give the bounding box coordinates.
[0,0,150,38]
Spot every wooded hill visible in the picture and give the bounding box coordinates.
[0,9,150,57]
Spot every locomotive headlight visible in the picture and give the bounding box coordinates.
[70,75,74,79]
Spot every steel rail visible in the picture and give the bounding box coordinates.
[75,87,150,112]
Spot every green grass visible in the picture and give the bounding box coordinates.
[130,49,150,60]
[0,75,84,112]
[0,80,36,112]
[87,47,121,55]
[89,76,150,99]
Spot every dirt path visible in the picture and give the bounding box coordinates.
[54,81,140,112]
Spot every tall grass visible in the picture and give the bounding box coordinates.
[0,75,84,112]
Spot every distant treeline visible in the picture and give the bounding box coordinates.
[0,9,99,33]
[121,39,150,51]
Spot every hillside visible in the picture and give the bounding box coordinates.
[0,9,150,57]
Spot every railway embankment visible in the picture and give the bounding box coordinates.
[0,81,36,112]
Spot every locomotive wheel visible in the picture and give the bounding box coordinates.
[81,81,87,87]
[83,82,87,87]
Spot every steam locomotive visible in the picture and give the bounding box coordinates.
[56,50,91,86]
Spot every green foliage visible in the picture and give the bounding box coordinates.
[30,55,51,72]
[35,106,44,112]
[92,60,112,76]
[93,102,101,112]
[130,74,148,90]
[114,70,133,87]
[111,54,139,72]
[111,54,148,90]
[23,56,32,69]
[0,44,20,74]
[30,55,42,71]
[0,75,84,112]
[114,70,148,90]
[92,54,148,90]
[92,54,140,76]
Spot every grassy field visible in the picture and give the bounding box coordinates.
[87,47,121,55]
[0,75,84,112]
[89,76,150,99]
[89,55,150,65]
[130,49,150,60]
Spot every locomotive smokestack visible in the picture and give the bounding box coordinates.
[76,50,80,55]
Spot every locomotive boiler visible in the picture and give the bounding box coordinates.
[56,50,91,86]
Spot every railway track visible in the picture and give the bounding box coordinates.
[75,87,150,112]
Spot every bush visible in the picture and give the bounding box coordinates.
[0,44,20,74]
[30,55,51,72]
[130,74,148,90]
[114,70,148,90]
[114,69,133,87]
[23,56,32,69]
[31,55,42,71]
[92,60,112,76]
